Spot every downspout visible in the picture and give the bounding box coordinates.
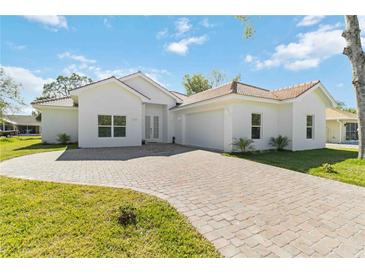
[337,119,342,143]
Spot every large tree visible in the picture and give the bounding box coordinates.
[184,71,242,95]
[342,15,365,159]
[42,73,92,98]
[0,68,24,117]
[183,74,212,95]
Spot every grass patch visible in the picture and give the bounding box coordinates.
[0,136,77,161]
[225,148,365,187]
[0,176,219,258]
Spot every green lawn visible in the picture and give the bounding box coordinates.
[0,176,219,258]
[0,136,77,161]
[225,148,365,187]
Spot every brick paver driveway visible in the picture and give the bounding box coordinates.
[1,144,364,257]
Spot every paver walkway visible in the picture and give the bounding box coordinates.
[1,144,364,257]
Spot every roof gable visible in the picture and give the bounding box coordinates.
[119,72,181,103]
[70,76,150,102]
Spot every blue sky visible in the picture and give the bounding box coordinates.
[1,15,364,114]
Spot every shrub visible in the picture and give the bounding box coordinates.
[322,163,336,173]
[232,137,254,153]
[118,205,137,226]
[269,135,290,151]
[57,133,71,144]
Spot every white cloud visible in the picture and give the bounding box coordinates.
[337,83,344,88]
[23,16,68,30]
[284,59,320,71]
[58,52,96,64]
[1,65,53,97]
[201,18,215,28]
[6,41,27,51]
[244,54,254,63]
[103,18,112,29]
[175,17,192,35]
[297,16,325,27]
[166,35,207,55]
[93,67,169,82]
[251,24,347,71]
[156,28,168,39]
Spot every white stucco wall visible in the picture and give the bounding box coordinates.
[41,108,78,143]
[231,100,280,151]
[277,103,293,150]
[124,76,177,144]
[326,119,358,143]
[292,88,327,150]
[123,76,177,107]
[78,82,143,148]
[326,120,341,143]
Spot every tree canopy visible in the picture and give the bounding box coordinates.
[0,68,24,117]
[42,73,92,99]
[183,74,212,96]
[183,70,242,95]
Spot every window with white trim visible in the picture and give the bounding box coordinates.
[113,115,126,137]
[306,115,314,139]
[251,113,262,139]
[98,115,126,138]
[98,115,112,137]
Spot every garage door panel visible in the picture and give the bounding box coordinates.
[186,110,224,150]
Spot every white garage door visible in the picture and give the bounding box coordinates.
[185,109,224,150]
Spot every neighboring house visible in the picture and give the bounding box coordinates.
[1,115,41,135]
[326,108,358,144]
[32,71,336,152]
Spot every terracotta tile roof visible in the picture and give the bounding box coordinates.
[175,80,321,108]
[326,108,358,120]
[31,96,75,107]
[178,82,235,107]
[271,80,320,100]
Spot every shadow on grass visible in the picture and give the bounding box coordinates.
[14,143,78,151]
[226,148,358,173]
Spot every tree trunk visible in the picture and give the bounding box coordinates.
[342,15,365,159]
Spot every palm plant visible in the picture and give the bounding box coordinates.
[232,137,254,153]
[269,135,290,151]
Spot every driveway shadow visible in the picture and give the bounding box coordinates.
[56,143,198,161]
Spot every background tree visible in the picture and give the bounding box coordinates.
[209,70,227,87]
[183,74,212,95]
[32,110,42,121]
[184,71,242,95]
[336,101,357,114]
[0,68,24,117]
[342,15,365,159]
[42,73,92,98]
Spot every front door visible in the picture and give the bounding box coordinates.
[145,115,160,142]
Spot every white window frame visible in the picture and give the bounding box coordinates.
[97,114,127,138]
[113,115,126,138]
[98,114,112,138]
[306,114,314,139]
[251,113,263,140]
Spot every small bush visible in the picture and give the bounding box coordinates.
[269,135,290,151]
[118,205,137,226]
[57,133,71,144]
[321,163,336,173]
[232,137,254,153]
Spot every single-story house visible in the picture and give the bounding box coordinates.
[32,71,337,152]
[326,108,359,144]
[1,115,41,135]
